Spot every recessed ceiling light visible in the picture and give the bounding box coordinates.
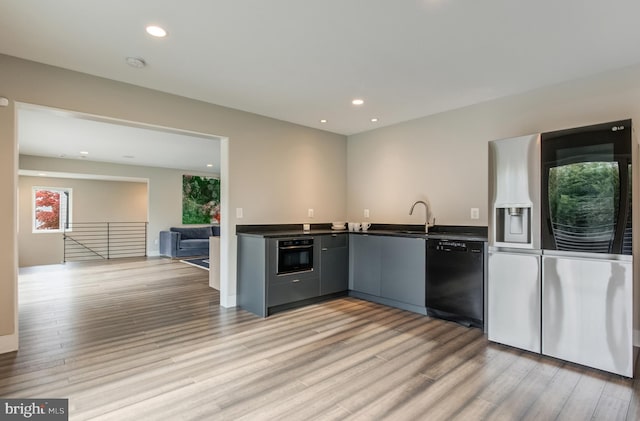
[206,164,213,168]
[125,57,146,68]
[123,155,135,159]
[80,151,89,155]
[146,25,167,38]
[352,99,364,105]
[371,118,379,122]
[320,119,327,123]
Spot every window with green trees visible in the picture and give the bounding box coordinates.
[548,162,619,250]
[182,175,220,224]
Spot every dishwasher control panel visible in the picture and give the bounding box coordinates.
[435,240,467,251]
[433,240,483,253]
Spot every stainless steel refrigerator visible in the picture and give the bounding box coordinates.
[488,120,636,377]
[488,134,542,354]
[539,120,634,377]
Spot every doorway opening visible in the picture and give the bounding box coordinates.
[15,102,227,294]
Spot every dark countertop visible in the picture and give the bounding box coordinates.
[236,223,488,242]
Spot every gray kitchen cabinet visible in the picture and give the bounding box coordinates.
[265,238,320,308]
[238,231,427,317]
[238,234,348,317]
[319,234,349,295]
[268,272,320,307]
[237,236,320,317]
[237,235,269,317]
[349,234,382,296]
[349,234,426,314]
[380,236,425,307]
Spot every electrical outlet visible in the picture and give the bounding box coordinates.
[236,207,243,218]
[470,208,480,220]
[364,209,370,218]
[308,208,314,218]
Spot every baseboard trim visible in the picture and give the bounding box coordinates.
[0,333,18,354]
[220,294,236,308]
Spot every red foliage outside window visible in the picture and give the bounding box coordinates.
[35,189,61,230]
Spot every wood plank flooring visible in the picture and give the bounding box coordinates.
[2,257,640,420]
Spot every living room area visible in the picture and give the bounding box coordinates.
[17,104,222,278]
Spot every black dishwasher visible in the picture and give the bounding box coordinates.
[426,239,484,329]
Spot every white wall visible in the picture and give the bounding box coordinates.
[347,62,640,226]
[18,175,148,267]
[0,79,18,351]
[0,54,348,353]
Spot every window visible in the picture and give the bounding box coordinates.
[33,187,72,233]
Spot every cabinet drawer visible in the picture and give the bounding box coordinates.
[321,234,348,249]
[268,277,320,306]
[270,269,317,285]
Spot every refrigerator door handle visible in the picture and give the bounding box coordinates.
[542,249,632,262]
[489,246,542,255]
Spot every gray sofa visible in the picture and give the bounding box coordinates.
[159,225,220,258]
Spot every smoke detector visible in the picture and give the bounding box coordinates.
[125,57,146,68]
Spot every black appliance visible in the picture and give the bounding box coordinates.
[541,119,632,255]
[277,238,314,275]
[426,239,484,328]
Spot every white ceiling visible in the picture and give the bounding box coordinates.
[17,106,221,173]
[2,1,640,136]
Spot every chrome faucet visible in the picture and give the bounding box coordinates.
[409,200,434,233]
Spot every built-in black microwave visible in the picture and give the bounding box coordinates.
[277,238,314,275]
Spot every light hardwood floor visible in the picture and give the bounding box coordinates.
[2,257,640,420]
